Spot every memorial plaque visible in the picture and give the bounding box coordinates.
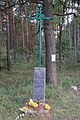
[33,67,46,101]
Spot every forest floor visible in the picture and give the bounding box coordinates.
[0,62,80,120]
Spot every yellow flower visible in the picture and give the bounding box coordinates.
[29,101,38,108]
[32,102,38,108]
[29,99,38,108]
[20,107,29,112]
[44,104,51,110]
[29,101,33,106]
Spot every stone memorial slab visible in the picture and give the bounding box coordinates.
[33,67,46,101]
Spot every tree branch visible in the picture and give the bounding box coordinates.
[0,1,27,12]
[53,12,77,17]
[0,0,43,12]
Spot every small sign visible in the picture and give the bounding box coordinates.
[33,67,46,101]
[51,54,56,62]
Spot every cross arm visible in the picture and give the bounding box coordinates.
[43,17,54,20]
[29,16,37,20]
[41,14,54,20]
[29,13,40,20]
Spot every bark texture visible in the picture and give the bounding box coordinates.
[43,0,57,85]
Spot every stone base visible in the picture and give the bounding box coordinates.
[18,102,53,120]
[21,111,53,120]
[28,111,53,120]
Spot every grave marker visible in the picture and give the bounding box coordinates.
[33,67,46,101]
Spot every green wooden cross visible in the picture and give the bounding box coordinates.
[29,4,53,67]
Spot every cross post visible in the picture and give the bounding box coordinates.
[29,4,53,67]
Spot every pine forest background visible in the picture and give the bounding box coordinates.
[0,0,80,120]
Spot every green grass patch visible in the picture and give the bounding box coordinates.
[0,62,80,120]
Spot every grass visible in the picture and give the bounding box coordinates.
[0,62,80,120]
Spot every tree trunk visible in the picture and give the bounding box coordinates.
[25,3,28,48]
[6,11,12,71]
[24,4,30,62]
[4,1,10,71]
[43,0,57,86]
[74,24,77,62]
[77,19,80,45]
[21,14,25,62]
[8,2,13,50]
[59,23,63,68]
[58,3,65,69]
[0,9,2,70]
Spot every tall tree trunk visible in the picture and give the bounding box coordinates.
[25,3,28,48]
[77,19,80,62]
[77,19,80,46]
[5,1,12,71]
[69,25,72,50]
[19,5,24,62]
[8,1,14,50]
[43,0,57,86]
[74,24,77,62]
[6,12,11,71]
[59,22,63,68]
[0,9,2,70]
[58,2,65,69]
[24,3,30,62]
[12,7,17,62]
[21,15,25,62]
[11,6,15,62]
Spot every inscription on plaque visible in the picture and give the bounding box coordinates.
[33,67,46,101]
